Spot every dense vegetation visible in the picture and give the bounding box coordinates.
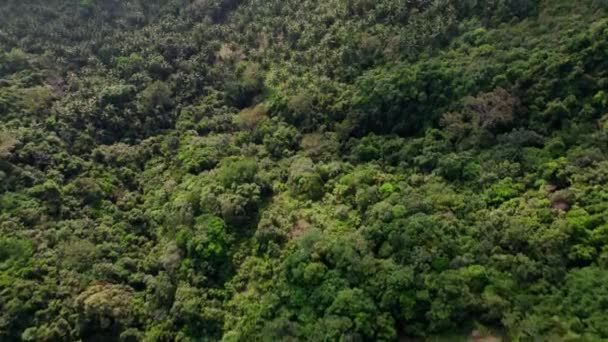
[2,0,608,340]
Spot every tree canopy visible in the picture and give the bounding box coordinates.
[2,0,608,340]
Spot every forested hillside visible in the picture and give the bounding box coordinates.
[2,0,608,340]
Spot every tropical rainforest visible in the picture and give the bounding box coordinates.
[1,0,608,340]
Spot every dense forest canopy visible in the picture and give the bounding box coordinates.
[2,0,608,340]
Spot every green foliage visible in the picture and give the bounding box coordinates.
[263,123,301,159]
[349,60,470,136]
[217,157,258,188]
[225,62,265,108]
[176,215,232,282]
[485,177,525,205]
[177,134,233,174]
[0,49,28,76]
[137,81,172,113]
[517,267,608,339]
[0,0,607,340]
[75,283,137,340]
[100,84,136,107]
[288,157,324,200]
[0,238,32,271]
[115,54,145,76]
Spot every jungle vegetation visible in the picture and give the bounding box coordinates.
[2,0,608,340]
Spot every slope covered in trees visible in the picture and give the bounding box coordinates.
[2,0,608,340]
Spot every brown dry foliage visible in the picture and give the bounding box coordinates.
[236,104,267,130]
[0,130,18,158]
[465,87,519,131]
